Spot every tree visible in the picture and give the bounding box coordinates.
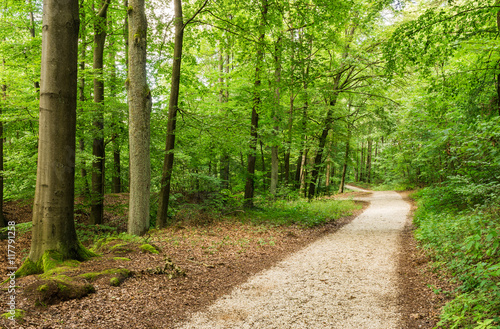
[244,0,268,208]
[156,0,184,228]
[90,0,111,225]
[18,0,93,275]
[156,0,210,228]
[127,0,151,235]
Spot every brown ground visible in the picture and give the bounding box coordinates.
[397,191,455,329]
[0,191,452,329]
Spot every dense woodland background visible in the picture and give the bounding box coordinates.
[0,0,499,327]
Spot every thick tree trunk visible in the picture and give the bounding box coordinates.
[26,0,90,268]
[244,0,268,208]
[157,0,183,227]
[0,81,5,227]
[127,0,151,235]
[90,0,110,225]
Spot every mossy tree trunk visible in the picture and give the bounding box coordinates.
[22,0,92,275]
[127,0,151,235]
[0,77,5,227]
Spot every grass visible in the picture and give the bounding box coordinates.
[235,198,360,227]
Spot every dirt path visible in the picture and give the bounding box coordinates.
[175,186,410,328]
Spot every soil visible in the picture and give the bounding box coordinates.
[0,190,452,329]
[396,191,456,329]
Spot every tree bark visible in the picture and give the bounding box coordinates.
[90,0,110,225]
[338,130,351,194]
[0,77,5,227]
[244,0,268,208]
[270,36,282,197]
[307,72,342,199]
[109,32,121,194]
[78,5,89,197]
[157,0,183,227]
[366,138,372,183]
[218,49,230,190]
[127,0,151,235]
[27,0,88,266]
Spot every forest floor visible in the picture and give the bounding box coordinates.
[0,188,452,328]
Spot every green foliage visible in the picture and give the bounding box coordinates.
[236,198,360,227]
[414,190,500,328]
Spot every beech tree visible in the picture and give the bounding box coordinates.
[127,0,151,235]
[18,0,93,275]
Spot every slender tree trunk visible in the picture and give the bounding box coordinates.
[284,32,295,186]
[325,163,331,188]
[109,37,121,193]
[78,10,90,197]
[90,0,110,225]
[28,0,41,97]
[299,149,308,191]
[366,138,372,183]
[244,0,268,208]
[294,150,302,189]
[218,49,230,190]
[127,0,151,235]
[157,0,183,227]
[338,131,351,194]
[24,0,90,270]
[270,36,282,197]
[359,141,366,182]
[307,77,341,199]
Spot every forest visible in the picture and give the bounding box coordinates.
[0,0,499,328]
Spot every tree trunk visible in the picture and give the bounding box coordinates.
[338,130,351,194]
[307,78,341,199]
[127,0,151,235]
[157,0,183,227]
[78,8,89,197]
[109,34,121,194]
[270,36,282,197]
[366,138,372,183]
[294,150,302,189]
[244,0,268,208]
[23,0,91,273]
[90,0,110,225]
[284,32,295,186]
[0,79,5,227]
[218,49,230,190]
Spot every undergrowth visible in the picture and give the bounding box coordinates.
[414,187,500,329]
[235,198,360,227]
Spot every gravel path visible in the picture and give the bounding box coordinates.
[175,186,410,329]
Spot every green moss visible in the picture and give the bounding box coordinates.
[79,268,132,283]
[140,244,159,254]
[15,244,97,279]
[15,258,40,278]
[37,284,48,292]
[1,309,25,322]
[113,257,131,261]
[110,277,121,286]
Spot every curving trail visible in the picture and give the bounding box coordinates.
[175,186,410,329]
